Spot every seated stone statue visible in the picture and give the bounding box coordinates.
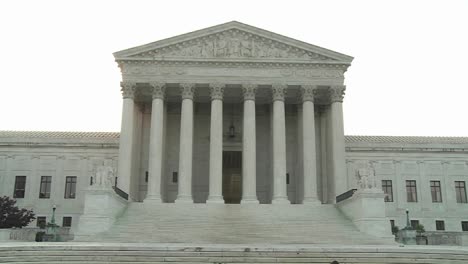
[355,162,377,190]
[93,165,114,189]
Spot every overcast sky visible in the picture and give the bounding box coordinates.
[1,0,467,136]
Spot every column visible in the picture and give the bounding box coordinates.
[117,81,136,198]
[301,85,320,204]
[207,83,224,204]
[329,85,347,203]
[271,84,290,204]
[145,83,166,203]
[241,84,259,204]
[175,83,195,203]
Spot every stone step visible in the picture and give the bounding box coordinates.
[1,243,468,264]
[91,203,391,245]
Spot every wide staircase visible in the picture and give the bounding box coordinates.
[2,243,468,264]
[93,203,391,245]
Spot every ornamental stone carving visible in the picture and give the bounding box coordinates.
[355,162,378,190]
[271,84,287,102]
[131,29,333,61]
[150,83,166,100]
[209,83,224,101]
[329,85,346,103]
[301,85,318,102]
[180,83,196,100]
[242,84,257,101]
[120,81,136,99]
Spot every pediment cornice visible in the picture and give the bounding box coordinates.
[114,21,353,66]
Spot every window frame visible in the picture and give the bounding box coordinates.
[462,221,468,232]
[39,176,52,199]
[455,181,467,203]
[62,217,72,227]
[430,180,442,203]
[13,176,26,198]
[36,216,46,229]
[382,180,393,202]
[64,176,77,199]
[406,180,418,202]
[436,220,445,231]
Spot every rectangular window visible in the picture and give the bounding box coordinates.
[62,217,72,227]
[411,220,419,230]
[172,172,178,183]
[436,220,445,231]
[462,221,468,231]
[430,180,442,203]
[455,181,467,203]
[286,173,290,185]
[39,176,52,199]
[382,180,393,202]
[13,176,26,198]
[390,220,395,233]
[36,216,46,228]
[406,180,418,202]
[64,176,77,199]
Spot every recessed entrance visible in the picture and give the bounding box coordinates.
[222,151,242,204]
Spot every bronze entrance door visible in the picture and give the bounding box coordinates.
[222,151,242,204]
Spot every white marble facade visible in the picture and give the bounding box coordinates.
[0,22,467,233]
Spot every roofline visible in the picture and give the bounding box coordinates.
[113,21,353,63]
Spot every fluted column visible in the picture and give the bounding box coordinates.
[272,84,290,204]
[175,83,195,203]
[329,85,347,202]
[145,83,166,203]
[207,83,224,204]
[117,81,136,198]
[301,85,320,204]
[241,84,259,204]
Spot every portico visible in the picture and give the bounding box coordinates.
[113,21,352,204]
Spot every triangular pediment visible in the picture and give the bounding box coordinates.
[114,21,353,63]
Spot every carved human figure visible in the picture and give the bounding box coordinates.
[356,162,377,189]
[216,37,228,57]
[240,36,252,57]
[228,37,241,57]
[94,165,114,189]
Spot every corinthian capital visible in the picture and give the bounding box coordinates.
[150,82,166,100]
[271,84,287,102]
[180,83,196,100]
[300,85,318,102]
[209,83,224,101]
[242,83,257,101]
[120,81,136,99]
[329,85,346,103]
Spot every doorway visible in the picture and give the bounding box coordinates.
[222,151,242,204]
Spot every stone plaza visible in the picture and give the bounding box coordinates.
[1,21,468,263]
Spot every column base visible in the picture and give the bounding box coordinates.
[206,196,224,204]
[241,197,259,204]
[175,195,193,204]
[302,198,321,205]
[272,197,290,204]
[143,196,163,204]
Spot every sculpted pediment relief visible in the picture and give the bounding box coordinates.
[124,28,338,61]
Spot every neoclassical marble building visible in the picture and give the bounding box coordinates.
[1,22,467,240]
[113,21,351,206]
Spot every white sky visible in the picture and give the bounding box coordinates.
[0,0,467,136]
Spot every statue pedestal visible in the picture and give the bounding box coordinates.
[0,229,12,241]
[74,187,127,241]
[337,188,395,242]
[398,229,417,245]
